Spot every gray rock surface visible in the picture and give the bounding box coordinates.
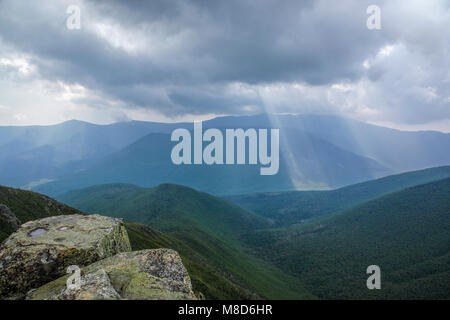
[48,268,122,300]
[28,249,197,300]
[0,214,131,298]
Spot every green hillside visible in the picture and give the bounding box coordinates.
[0,186,80,242]
[242,178,450,299]
[228,166,450,225]
[0,184,311,299]
[57,183,271,240]
[57,183,314,299]
[124,222,256,299]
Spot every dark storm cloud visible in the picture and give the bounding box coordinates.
[0,0,448,126]
[96,0,382,84]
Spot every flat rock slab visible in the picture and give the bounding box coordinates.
[0,214,131,298]
[28,249,197,300]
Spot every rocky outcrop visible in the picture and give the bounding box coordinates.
[29,268,123,300]
[28,249,197,300]
[0,214,131,299]
[0,204,21,232]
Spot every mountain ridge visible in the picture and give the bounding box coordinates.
[241,177,450,299]
[56,182,312,299]
[0,183,308,299]
[227,165,450,225]
[1,113,449,196]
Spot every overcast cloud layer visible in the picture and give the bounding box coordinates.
[0,0,449,131]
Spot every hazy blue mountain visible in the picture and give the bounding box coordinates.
[227,165,450,225]
[0,119,179,159]
[33,129,389,196]
[1,114,449,191]
[0,120,182,187]
[206,114,450,171]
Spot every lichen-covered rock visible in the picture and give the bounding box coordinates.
[48,268,122,300]
[0,214,131,299]
[28,249,197,300]
[0,204,21,232]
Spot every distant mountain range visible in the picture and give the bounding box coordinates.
[31,130,389,196]
[0,114,449,195]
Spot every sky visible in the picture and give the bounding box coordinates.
[0,0,449,132]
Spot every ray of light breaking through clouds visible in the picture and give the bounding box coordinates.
[0,0,448,132]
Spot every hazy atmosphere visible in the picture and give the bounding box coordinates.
[0,1,449,303]
[0,0,449,132]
